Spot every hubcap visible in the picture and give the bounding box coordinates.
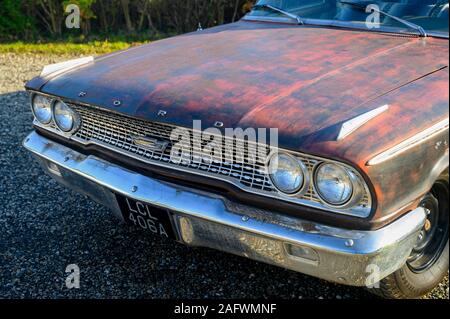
[407,182,449,273]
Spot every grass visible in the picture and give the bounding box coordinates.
[0,40,147,55]
[0,32,176,55]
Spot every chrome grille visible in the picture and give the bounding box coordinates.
[71,104,321,200]
[32,96,371,217]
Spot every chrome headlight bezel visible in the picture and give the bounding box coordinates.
[30,93,53,125]
[51,100,81,134]
[313,162,365,209]
[265,149,372,217]
[268,152,309,196]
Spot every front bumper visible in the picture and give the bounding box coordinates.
[23,131,426,286]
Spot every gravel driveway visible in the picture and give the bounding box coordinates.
[0,52,448,299]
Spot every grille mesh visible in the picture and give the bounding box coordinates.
[71,104,321,201]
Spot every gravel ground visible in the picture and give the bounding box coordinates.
[0,52,448,299]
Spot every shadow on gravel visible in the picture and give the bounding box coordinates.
[0,90,444,299]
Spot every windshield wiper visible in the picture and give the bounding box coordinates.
[339,0,427,37]
[252,4,304,25]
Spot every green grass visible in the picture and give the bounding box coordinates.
[0,40,147,55]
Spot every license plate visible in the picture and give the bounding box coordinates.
[116,194,177,240]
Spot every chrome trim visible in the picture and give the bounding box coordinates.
[30,93,53,125]
[40,56,94,77]
[367,119,450,166]
[157,110,167,117]
[23,130,426,286]
[51,100,81,135]
[337,105,389,141]
[313,162,365,209]
[268,152,310,197]
[213,121,224,128]
[28,91,372,218]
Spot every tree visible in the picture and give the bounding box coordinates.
[1,0,256,40]
[121,0,134,32]
[0,0,35,39]
[35,0,64,36]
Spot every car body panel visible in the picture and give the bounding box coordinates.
[26,20,449,223]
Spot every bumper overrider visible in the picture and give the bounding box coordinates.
[23,130,426,287]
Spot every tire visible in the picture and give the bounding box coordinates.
[370,241,448,299]
[370,180,449,299]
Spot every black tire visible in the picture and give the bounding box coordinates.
[371,241,448,299]
[370,180,449,299]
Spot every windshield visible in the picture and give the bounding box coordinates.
[248,0,449,36]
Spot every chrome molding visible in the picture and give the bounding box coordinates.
[268,152,311,198]
[40,56,94,78]
[23,130,426,286]
[29,93,52,125]
[312,162,365,210]
[337,105,389,141]
[50,100,82,136]
[368,118,450,166]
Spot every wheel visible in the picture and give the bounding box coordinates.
[371,180,449,299]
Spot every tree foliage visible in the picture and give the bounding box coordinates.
[0,0,257,41]
[0,0,35,38]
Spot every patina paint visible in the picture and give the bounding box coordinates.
[306,68,449,222]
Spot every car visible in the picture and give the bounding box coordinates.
[23,0,448,299]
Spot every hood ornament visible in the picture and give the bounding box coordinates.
[41,56,94,77]
[337,104,389,141]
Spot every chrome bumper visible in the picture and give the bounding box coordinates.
[23,131,426,287]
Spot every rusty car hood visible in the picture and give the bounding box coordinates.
[30,21,449,160]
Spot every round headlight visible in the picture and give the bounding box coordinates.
[53,101,76,132]
[31,95,52,124]
[314,163,353,206]
[268,153,305,194]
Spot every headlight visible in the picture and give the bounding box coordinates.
[31,94,52,124]
[53,101,78,132]
[314,163,354,206]
[268,153,306,194]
